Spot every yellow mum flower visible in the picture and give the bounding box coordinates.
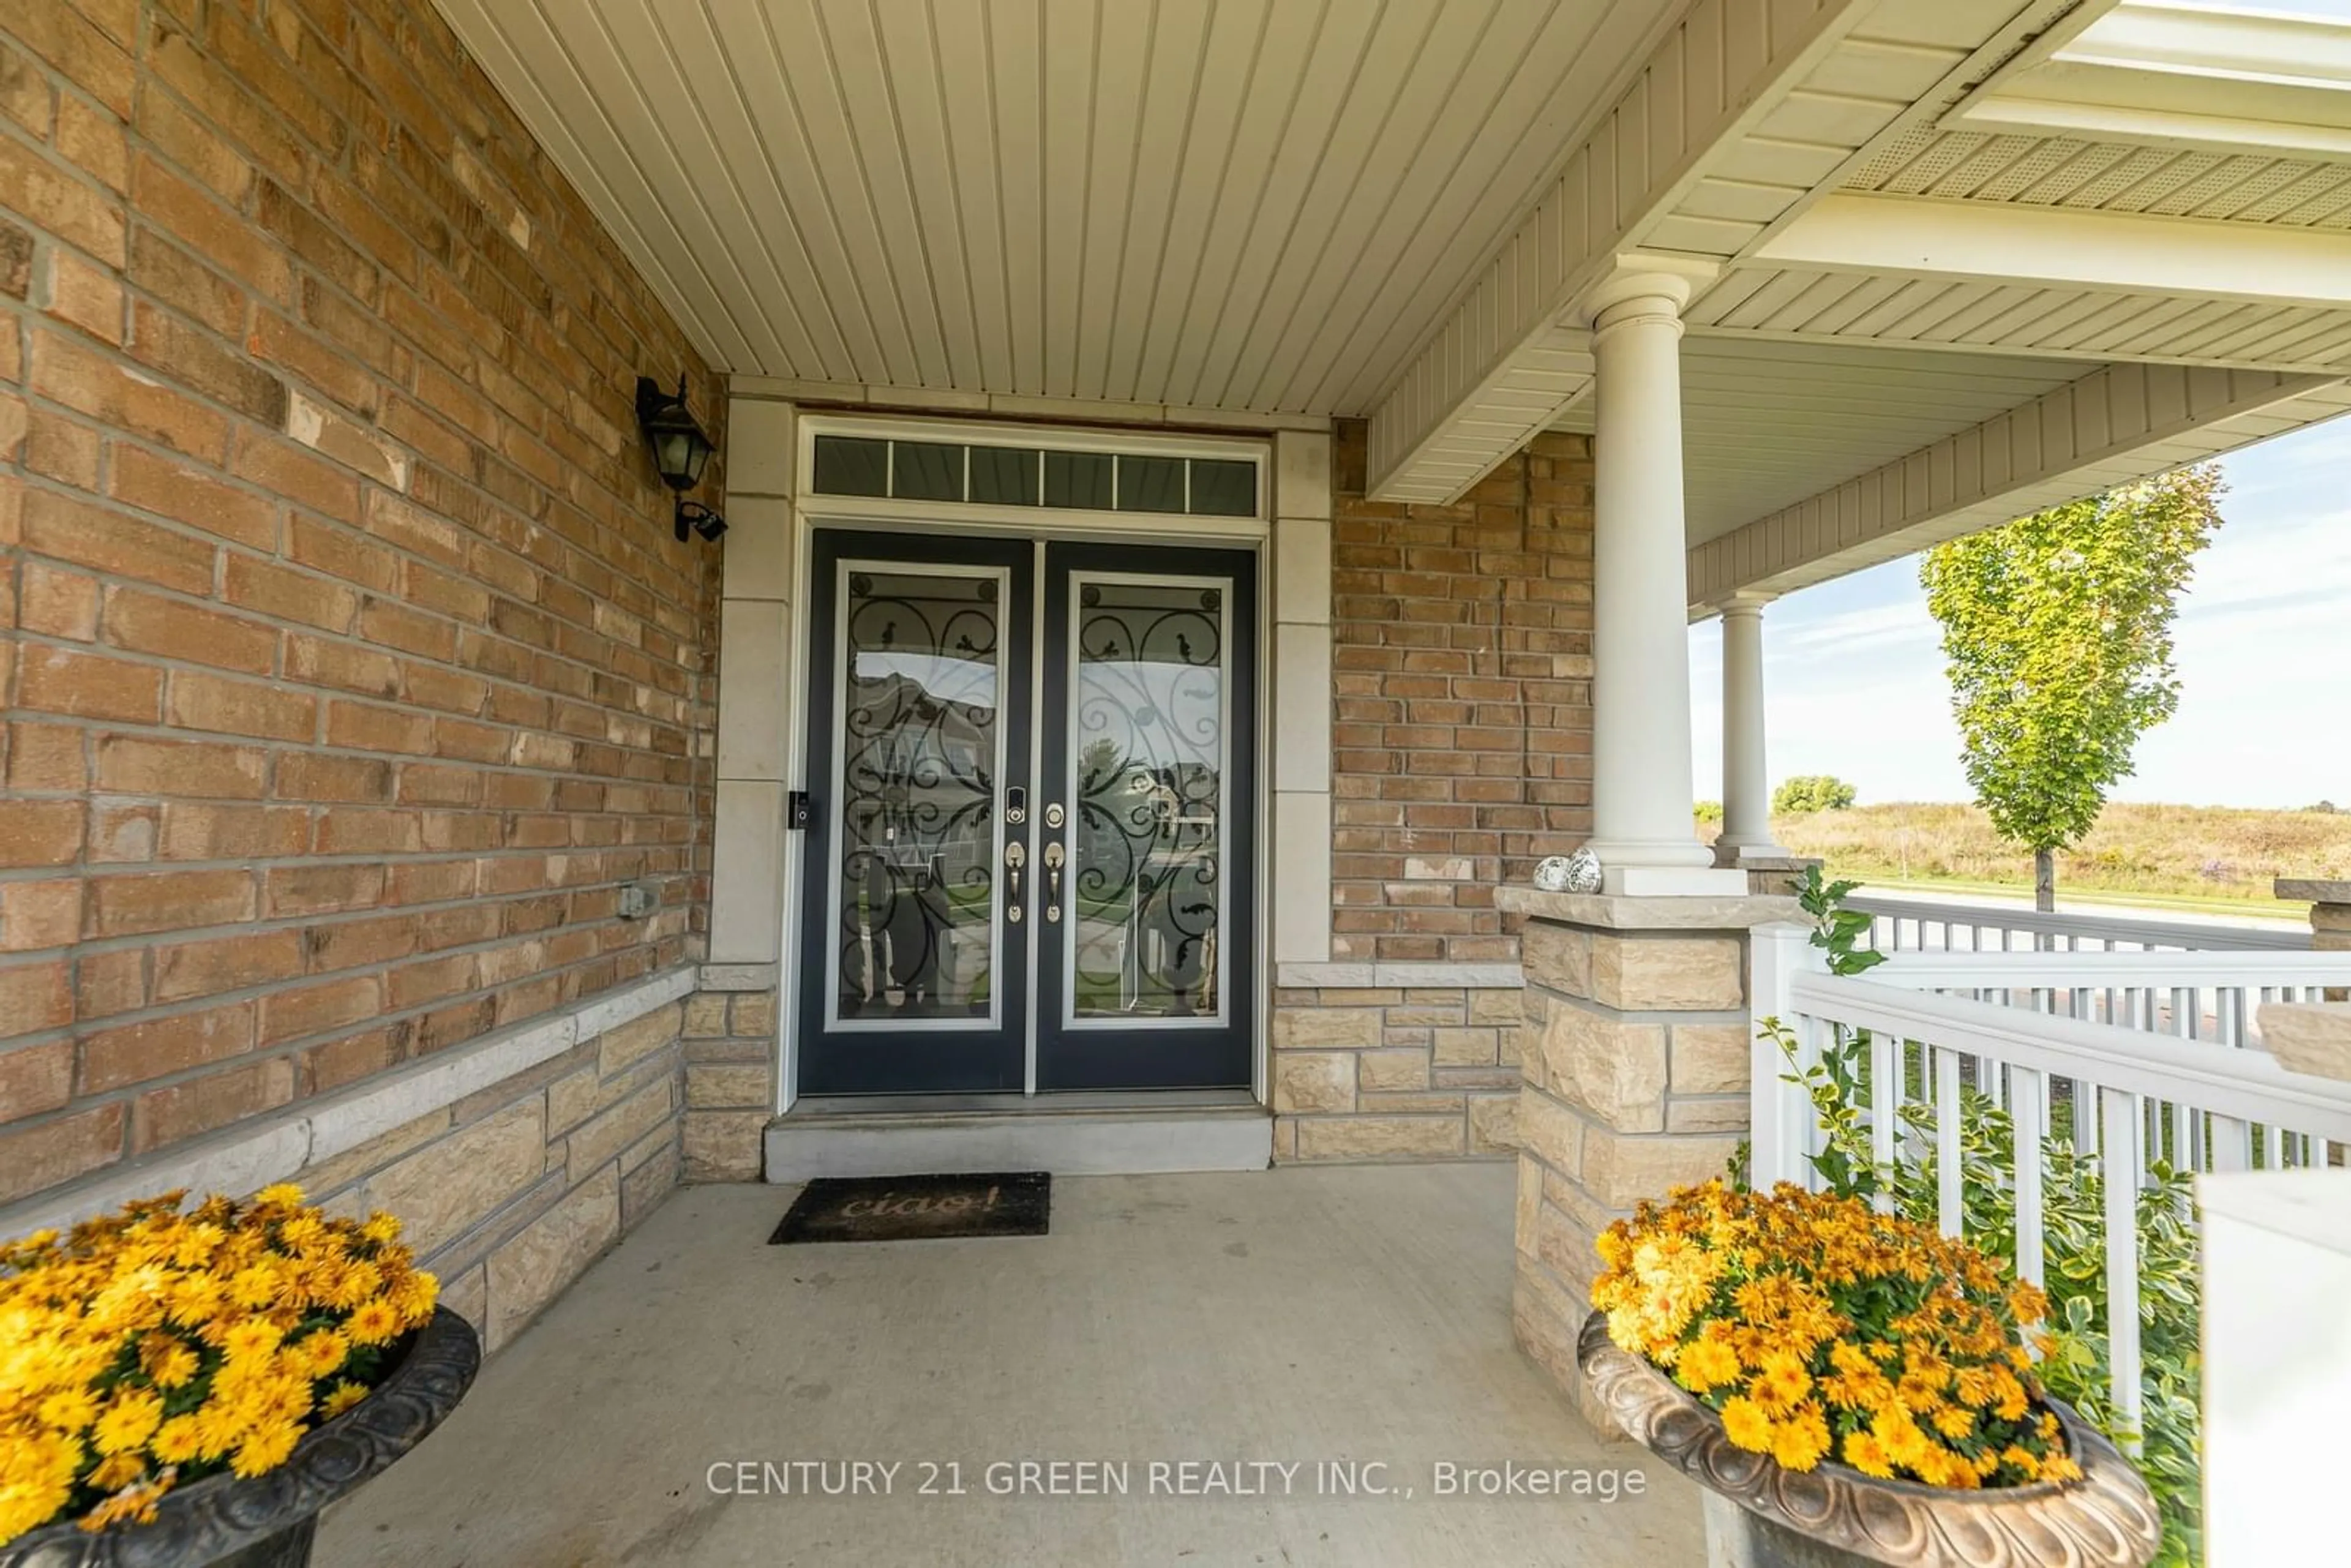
[89,1450,147,1492]
[151,1414,205,1466]
[93,1390,165,1455]
[36,1387,99,1433]
[0,1433,81,1540]
[391,1270,438,1322]
[1752,1351,1813,1413]
[332,1261,384,1310]
[140,1336,201,1390]
[1842,1430,1895,1479]
[227,1263,284,1310]
[230,1420,303,1480]
[221,1317,285,1365]
[193,1396,255,1456]
[252,1184,307,1209]
[1768,1407,1832,1473]
[345,1299,402,1346]
[288,1329,350,1379]
[255,1369,315,1427]
[1720,1396,1774,1453]
[318,1380,370,1419]
[1674,1338,1741,1394]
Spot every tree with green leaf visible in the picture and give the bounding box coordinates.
[1920,467,2223,911]
[1772,774,1857,815]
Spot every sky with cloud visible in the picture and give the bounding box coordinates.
[1687,414,2351,811]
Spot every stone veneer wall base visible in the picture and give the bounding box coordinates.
[0,970,703,1356]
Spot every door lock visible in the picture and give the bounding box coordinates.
[1042,841,1065,923]
[1005,786,1027,825]
[1044,801,1065,828]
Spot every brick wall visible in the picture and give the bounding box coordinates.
[1329,422,1592,960]
[1270,423,1593,1161]
[0,1,721,1209]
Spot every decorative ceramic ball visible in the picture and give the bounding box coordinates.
[1534,848,1604,894]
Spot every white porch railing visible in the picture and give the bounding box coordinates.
[1847,893,2311,955]
[1749,925,2351,1448]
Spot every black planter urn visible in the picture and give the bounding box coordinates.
[1577,1310,2163,1568]
[1,1307,479,1568]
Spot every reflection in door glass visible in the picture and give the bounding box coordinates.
[1069,580,1225,1022]
[834,570,1000,1023]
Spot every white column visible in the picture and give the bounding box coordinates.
[1583,268,1742,896]
[1715,594,1787,863]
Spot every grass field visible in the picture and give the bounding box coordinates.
[1731,801,2351,917]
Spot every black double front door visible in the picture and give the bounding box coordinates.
[796,529,1256,1095]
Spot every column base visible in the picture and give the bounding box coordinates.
[1603,865,1749,896]
[1710,835,1792,868]
[1580,838,1731,897]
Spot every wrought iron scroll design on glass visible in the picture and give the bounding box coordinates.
[829,567,1005,1029]
[1064,577,1229,1026]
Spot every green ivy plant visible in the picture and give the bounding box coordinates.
[1749,866,2202,1566]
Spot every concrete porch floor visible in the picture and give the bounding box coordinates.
[318,1165,1703,1566]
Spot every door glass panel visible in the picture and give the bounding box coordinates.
[812,435,890,496]
[1115,454,1186,512]
[969,446,1040,506]
[1043,450,1113,509]
[1187,458,1256,516]
[832,568,1003,1026]
[891,441,964,501]
[1067,578,1226,1023]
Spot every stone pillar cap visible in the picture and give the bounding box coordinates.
[1496,886,1801,929]
[2278,878,2351,902]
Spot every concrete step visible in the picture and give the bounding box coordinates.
[763,1091,1271,1181]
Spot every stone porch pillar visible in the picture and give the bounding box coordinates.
[1497,885,1801,1430]
[2279,879,2351,1002]
[2279,879,2351,954]
[1583,264,1742,898]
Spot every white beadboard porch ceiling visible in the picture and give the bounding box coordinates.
[1550,337,2098,544]
[430,0,1683,414]
[1846,126,2351,227]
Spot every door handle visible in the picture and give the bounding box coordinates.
[1005,840,1026,924]
[1043,841,1065,924]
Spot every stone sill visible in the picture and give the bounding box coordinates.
[2276,878,2351,904]
[1496,887,1802,930]
[699,961,779,992]
[2259,1001,2351,1083]
[1275,960,1525,989]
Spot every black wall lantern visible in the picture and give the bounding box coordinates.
[635,375,726,542]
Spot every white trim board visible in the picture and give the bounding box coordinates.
[0,969,697,1244]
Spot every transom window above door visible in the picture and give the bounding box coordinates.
[810,433,1261,519]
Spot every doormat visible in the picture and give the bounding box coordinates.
[768,1172,1051,1245]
